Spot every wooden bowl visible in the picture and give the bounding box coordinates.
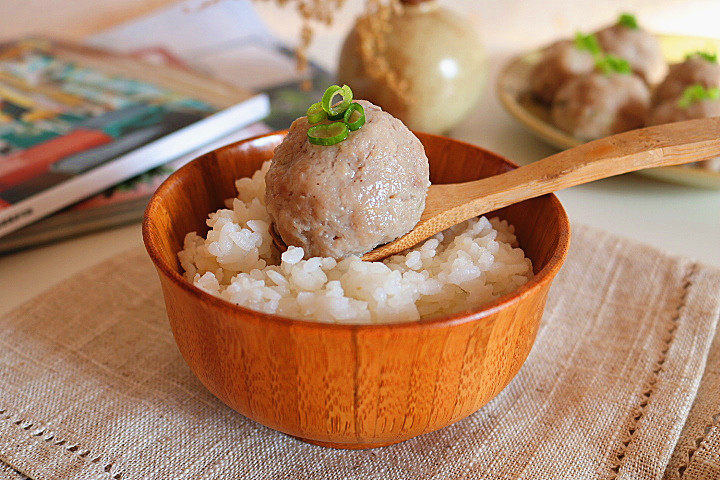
[142,131,570,449]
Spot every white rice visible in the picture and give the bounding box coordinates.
[178,161,534,324]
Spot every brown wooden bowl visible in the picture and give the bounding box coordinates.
[142,131,570,449]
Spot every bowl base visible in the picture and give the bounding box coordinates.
[295,436,405,450]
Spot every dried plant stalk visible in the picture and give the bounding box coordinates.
[195,0,405,97]
[253,0,345,86]
[355,0,409,102]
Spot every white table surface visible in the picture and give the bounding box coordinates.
[1,0,719,317]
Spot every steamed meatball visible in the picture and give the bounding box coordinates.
[653,55,720,103]
[551,73,650,141]
[647,98,720,171]
[595,23,666,85]
[647,98,720,126]
[529,40,596,104]
[265,100,430,259]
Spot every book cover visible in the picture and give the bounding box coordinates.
[0,38,269,238]
[0,122,270,253]
[0,0,334,252]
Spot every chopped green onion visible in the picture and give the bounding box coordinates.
[596,54,632,75]
[307,121,349,146]
[574,32,602,57]
[686,51,718,63]
[343,102,366,131]
[304,85,360,146]
[321,84,353,117]
[306,102,327,124]
[327,109,346,121]
[678,84,720,108]
[617,13,639,29]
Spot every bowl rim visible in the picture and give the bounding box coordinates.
[143,130,571,331]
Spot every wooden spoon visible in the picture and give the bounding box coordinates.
[271,117,720,261]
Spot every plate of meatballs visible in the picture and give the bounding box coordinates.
[498,13,720,189]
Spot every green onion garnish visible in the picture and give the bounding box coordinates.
[596,54,632,75]
[617,13,639,29]
[678,84,720,108]
[305,85,361,146]
[685,51,718,63]
[321,84,353,117]
[574,32,602,57]
[327,110,346,121]
[575,31,632,75]
[306,102,327,124]
[343,102,366,131]
[307,121,349,146]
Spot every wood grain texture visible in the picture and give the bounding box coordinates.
[142,132,570,448]
[364,117,720,261]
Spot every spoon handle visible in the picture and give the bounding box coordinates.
[363,117,720,261]
[428,117,720,222]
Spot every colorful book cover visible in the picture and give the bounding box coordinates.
[0,38,269,238]
[0,0,331,251]
[0,40,213,206]
[0,122,270,253]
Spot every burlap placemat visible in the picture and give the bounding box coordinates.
[0,462,26,480]
[666,299,720,480]
[1,225,719,480]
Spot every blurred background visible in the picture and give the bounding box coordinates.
[3,0,720,50]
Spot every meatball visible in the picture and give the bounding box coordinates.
[653,56,720,103]
[595,23,666,85]
[551,73,650,141]
[647,98,720,126]
[529,40,596,104]
[646,98,720,171]
[265,100,430,259]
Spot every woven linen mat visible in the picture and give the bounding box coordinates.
[1,225,719,480]
[665,293,720,480]
[0,462,26,480]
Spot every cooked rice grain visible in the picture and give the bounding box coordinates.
[178,161,533,324]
